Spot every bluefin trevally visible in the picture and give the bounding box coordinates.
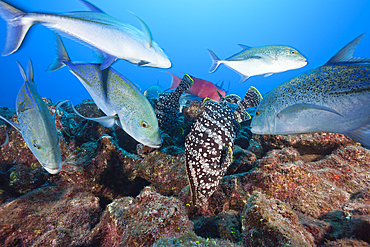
[0,0,171,70]
[207,44,307,83]
[251,33,370,147]
[0,59,67,174]
[185,87,262,207]
[143,84,164,99]
[48,34,162,148]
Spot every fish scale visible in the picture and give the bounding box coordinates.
[207,44,307,83]
[48,33,162,148]
[185,87,262,207]
[0,0,171,69]
[251,34,370,147]
[0,60,66,174]
[185,100,234,206]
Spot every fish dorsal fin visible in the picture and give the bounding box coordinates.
[16,61,27,82]
[129,11,153,48]
[325,33,370,65]
[77,0,105,13]
[0,115,21,133]
[46,33,71,72]
[277,103,342,121]
[27,58,34,83]
[238,44,252,50]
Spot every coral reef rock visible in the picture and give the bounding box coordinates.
[90,186,193,246]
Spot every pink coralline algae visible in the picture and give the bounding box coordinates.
[0,186,100,246]
[90,186,193,246]
[0,99,370,246]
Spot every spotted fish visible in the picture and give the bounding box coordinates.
[185,87,262,207]
[155,74,193,130]
[251,34,370,148]
[0,59,67,174]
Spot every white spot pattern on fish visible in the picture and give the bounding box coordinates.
[185,87,262,207]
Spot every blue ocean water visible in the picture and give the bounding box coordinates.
[0,0,369,108]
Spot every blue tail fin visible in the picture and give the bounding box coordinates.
[46,33,71,72]
[207,49,221,73]
[0,1,32,56]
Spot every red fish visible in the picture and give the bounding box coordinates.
[166,72,226,102]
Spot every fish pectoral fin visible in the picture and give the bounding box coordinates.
[52,100,69,121]
[71,103,117,128]
[220,143,233,170]
[254,54,274,63]
[264,72,274,77]
[137,60,150,66]
[1,132,9,147]
[277,103,342,121]
[346,123,370,148]
[0,115,21,133]
[99,55,117,70]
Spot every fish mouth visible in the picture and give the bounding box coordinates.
[42,164,62,174]
[144,142,162,148]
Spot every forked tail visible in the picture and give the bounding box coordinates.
[0,1,33,56]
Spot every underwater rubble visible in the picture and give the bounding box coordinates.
[0,98,369,246]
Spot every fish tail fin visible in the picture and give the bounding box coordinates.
[46,33,71,72]
[207,49,221,73]
[0,1,32,56]
[233,86,263,123]
[176,74,193,95]
[163,71,181,90]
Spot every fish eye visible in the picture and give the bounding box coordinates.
[255,111,261,116]
[31,139,40,149]
[139,120,149,128]
[290,50,296,55]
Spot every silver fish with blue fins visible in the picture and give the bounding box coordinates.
[207,44,307,83]
[47,33,162,148]
[251,33,370,148]
[185,87,262,207]
[0,59,67,174]
[0,0,171,70]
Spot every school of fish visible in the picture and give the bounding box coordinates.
[0,0,369,208]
